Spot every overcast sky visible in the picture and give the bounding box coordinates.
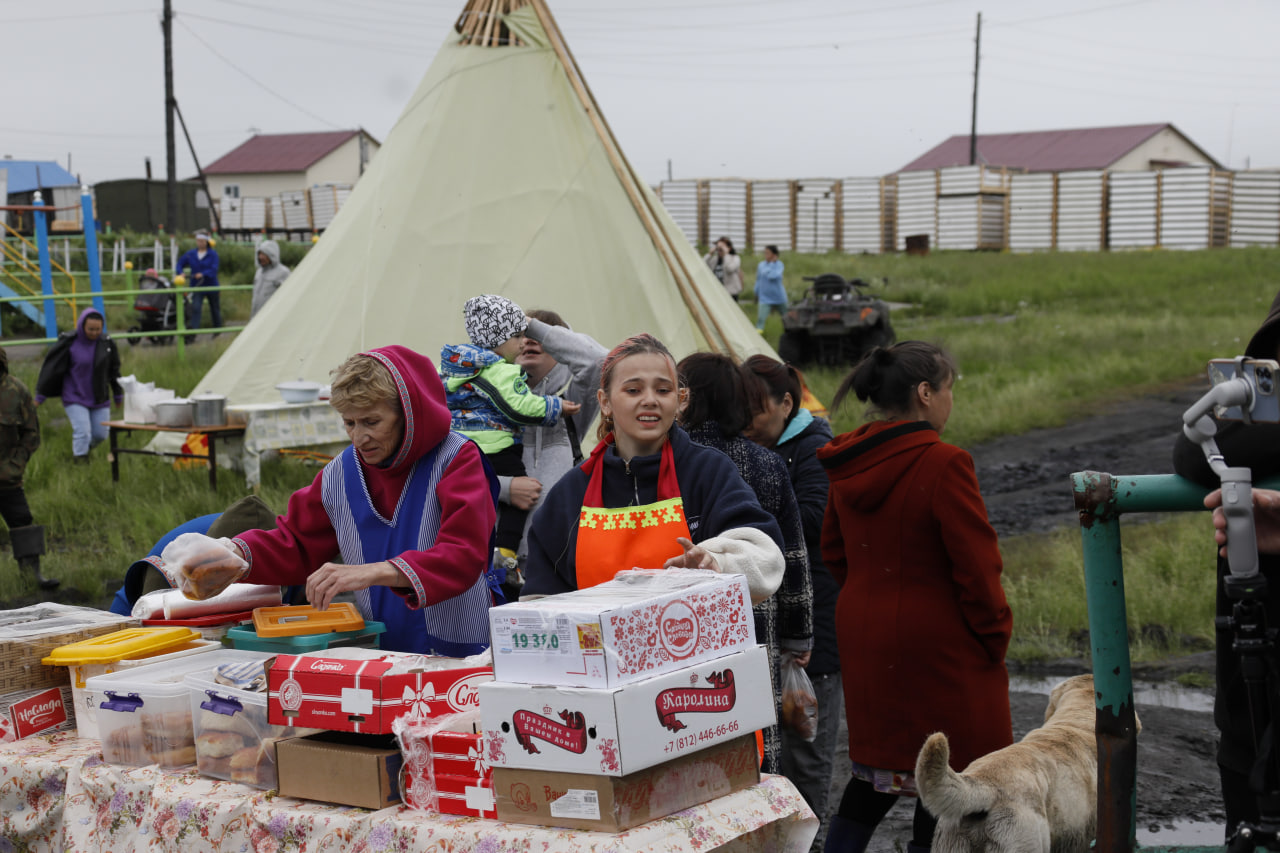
[4,0,1279,187]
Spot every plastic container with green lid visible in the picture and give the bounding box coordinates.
[43,626,221,739]
[225,619,385,653]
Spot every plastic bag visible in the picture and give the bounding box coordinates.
[158,532,249,601]
[780,653,819,742]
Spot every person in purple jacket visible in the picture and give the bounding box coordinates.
[176,230,221,337]
[35,308,122,462]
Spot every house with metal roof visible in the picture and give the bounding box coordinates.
[899,123,1221,174]
[202,129,380,201]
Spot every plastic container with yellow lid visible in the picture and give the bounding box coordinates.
[43,626,221,739]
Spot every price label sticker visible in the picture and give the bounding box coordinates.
[550,789,601,820]
[493,614,572,655]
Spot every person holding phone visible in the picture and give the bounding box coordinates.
[1173,290,1280,842]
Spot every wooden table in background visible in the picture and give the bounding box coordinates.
[104,421,247,491]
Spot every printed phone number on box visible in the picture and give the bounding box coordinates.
[664,719,740,753]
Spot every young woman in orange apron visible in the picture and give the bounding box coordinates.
[524,333,787,600]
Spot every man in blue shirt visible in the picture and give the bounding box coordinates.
[175,230,221,339]
[754,244,787,332]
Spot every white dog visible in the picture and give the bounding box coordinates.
[915,674,1137,853]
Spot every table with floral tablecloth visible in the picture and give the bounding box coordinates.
[0,732,818,852]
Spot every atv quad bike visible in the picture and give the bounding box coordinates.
[777,273,895,367]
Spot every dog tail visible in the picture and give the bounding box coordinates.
[915,732,996,820]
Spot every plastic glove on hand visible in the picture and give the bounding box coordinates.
[159,532,248,601]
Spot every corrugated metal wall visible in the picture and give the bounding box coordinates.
[705,180,748,249]
[239,197,268,231]
[751,180,793,251]
[1108,172,1159,249]
[895,171,936,251]
[1009,173,1054,252]
[655,180,699,246]
[795,179,838,253]
[841,176,884,254]
[1230,171,1280,247]
[1057,171,1106,251]
[309,185,352,231]
[1160,166,1228,250]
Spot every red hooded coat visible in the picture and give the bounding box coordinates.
[818,420,1012,772]
[236,346,495,612]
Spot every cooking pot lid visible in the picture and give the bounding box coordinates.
[276,381,322,391]
[191,393,227,401]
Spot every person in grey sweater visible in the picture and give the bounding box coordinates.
[250,239,291,318]
[496,309,606,582]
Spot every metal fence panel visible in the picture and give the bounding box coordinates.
[1230,171,1280,247]
[1108,172,1158,249]
[310,184,352,231]
[937,194,1006,250]
[1008,173,1054,252]
[269,197,284,232]
[240,197,268,232]
[657,180,699,246]
[1160,167,1214,250]
[751,180,793,252]
[705,180,748,249]
[841,176,884,254]
[895,170,936,251]
[219,197,241,231]
[795,179,838,253]
[1057,171,1105,251]
[279,190,311,231]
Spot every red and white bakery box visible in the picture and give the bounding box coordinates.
[479,644,774,776]
[0,686,75,743]
[267,649,493,734]
[487,569,756,689]
[396,710,494,818]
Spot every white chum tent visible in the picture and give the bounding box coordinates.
[194,0,777,405]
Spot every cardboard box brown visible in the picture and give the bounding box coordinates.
[488,569,755,689]
[275,731,403,810]
[492,733,759,832]
[480,645,774,775]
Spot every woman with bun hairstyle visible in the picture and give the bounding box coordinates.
[818,342,1012,853]
[523,333,785,604]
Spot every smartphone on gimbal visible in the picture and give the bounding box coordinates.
[1209,358,1280,422]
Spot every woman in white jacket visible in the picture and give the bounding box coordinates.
[250,239,291,318]
[704,236,743,301]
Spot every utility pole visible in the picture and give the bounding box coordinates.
[163,0,177,233]
[969,12,981,166]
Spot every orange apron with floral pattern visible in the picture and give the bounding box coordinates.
[574,436,692,589]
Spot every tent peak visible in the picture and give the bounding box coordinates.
[456,0,537,46]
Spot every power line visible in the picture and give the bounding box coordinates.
[0,8,154,23]
[175,17,345,129]
[179,10,428,55]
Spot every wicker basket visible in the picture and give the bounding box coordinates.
[0,604,138,694]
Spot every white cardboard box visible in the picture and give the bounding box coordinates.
[487,569,756,689]
[479,644,774,776]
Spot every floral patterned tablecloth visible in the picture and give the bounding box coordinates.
[0,733,818,853]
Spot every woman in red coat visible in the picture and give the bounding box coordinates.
[817,341,1012,853]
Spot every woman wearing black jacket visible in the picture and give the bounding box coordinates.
[743,354,839,852]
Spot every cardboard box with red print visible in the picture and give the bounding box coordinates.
[0,686,75,743]
[267,650,492,734]
[492,732,759,832]
[479,644,773,776]
[487,569,756,689]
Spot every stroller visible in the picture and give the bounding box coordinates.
[127,270,187,345]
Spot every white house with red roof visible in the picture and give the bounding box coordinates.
[202,129,380,201]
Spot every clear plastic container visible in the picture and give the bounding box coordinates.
[89,649,272,768]
[43,627,221,739]
[224,620,385,653]
[185,664,318,789]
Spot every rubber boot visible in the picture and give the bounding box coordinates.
[823,816,875,853]
[12,525,58,591]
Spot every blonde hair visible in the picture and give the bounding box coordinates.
[329,354,400,413]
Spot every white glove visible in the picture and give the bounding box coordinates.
[159,532,249,601]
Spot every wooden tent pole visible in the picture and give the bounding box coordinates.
[526,0,734,355]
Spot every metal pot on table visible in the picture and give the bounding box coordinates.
[153,399,194,428]
[191,393,228,427]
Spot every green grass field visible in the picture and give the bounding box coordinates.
[6,244,1276,665]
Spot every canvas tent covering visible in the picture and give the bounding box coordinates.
[193,0,775,406]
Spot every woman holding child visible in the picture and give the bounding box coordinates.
[523,333,785,604]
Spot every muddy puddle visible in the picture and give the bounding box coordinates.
[1011,674,1215,713]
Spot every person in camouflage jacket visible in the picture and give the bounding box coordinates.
[0,347,55,589]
